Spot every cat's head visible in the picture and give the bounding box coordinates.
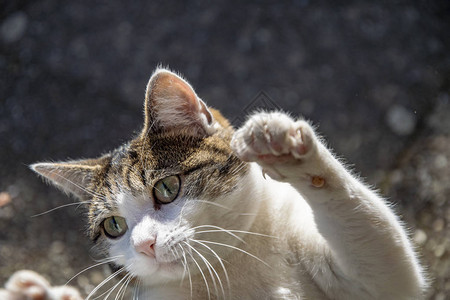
[31,68,256,284]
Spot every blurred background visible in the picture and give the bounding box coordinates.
[0,0,449,298]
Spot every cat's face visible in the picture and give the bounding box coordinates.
[32,69,252,284]
[89,128,248,283]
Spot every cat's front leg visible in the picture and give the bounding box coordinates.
[231,112,426,299]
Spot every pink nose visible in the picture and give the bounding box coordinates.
[135,237,156,257]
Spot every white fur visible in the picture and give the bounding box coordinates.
[99,112,426,299]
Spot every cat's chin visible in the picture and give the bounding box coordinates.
[130,258,185,283]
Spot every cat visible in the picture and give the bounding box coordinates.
[17,67,426,299]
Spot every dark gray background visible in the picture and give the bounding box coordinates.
[1,0,449,298]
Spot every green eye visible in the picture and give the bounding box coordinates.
[103,216,128,239]
[153,175,181,204]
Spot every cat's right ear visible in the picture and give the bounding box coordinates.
[30,158,105,199]
[141,68,219,137]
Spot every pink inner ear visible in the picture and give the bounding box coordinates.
[151,72,197,107]
[145,70,215,135]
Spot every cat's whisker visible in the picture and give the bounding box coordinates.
[184,241,224,299]
[192,239,272,268]
[97,273,131,300]
[178,254,187,286]
[92,255,124,264]
[91,276,124,300]
[169,247,186,287]
[195,229,244,244]
[178,244,193,300]
[86,266,127,300]
[101,272,130,300]
[132,278,141,300]
[192,225,246,243]
[119,275,132,300]
[116,273,133,300]
[113,277,128,300]
[183,241,211,300]
[30,201,90,218]
[65,255,123,286]
[190,239,230,299]
[190,199,231,210]
[195,229,277,239]
[133,278,142,300]
[171,247,187,287]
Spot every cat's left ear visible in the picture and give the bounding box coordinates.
[30,158,106,199]
[141,68,218,137]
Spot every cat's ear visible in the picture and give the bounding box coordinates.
[141,68,217,137]
[30,158,104,199]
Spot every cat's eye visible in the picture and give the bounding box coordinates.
[153,175,181,204]
[102,216,128,239]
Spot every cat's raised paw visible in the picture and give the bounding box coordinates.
[231,112,317,166]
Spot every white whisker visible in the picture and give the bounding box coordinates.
[171,247,186,287]
[31,201,90,217]
[191,200,231,210]
[115,274,133,300]
[132,278,141,300]
[65,255,123,286]
[183,242,211,300]
[190,239,230,299]
[195,229,277,239]
[184,242,224,299]
[192,239,271,268]
[192,225,246,243]
[92,255,124,263]
[102,272,130,300]
[86,266,126,300]
[179,244,193,299]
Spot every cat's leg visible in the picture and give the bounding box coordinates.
[2,270,82,300]
[231,112,426,299]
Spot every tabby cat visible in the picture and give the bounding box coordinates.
[12,68,427,299]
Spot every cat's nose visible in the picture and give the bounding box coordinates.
[135,237,156,258]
